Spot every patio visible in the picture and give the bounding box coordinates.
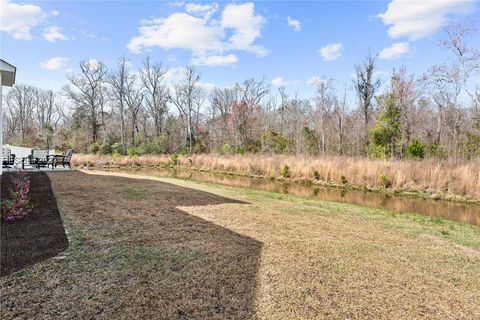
[2,145,73,172]
[2,165,72,172]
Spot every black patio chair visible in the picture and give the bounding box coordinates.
[28,149,52,169]
[2,148,15,168]
[52,149,74,169]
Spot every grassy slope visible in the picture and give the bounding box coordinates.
[173,177,480,319]
[1,171,479,319]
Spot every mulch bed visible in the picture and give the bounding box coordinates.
[1,172,69,276]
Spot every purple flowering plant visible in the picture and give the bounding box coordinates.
[1,171,33,223]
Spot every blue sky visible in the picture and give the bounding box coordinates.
[1,0,479,100]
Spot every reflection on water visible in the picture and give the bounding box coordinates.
[106,167,480,226]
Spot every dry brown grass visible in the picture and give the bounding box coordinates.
[2,171,478,319]
[72,153,480,198]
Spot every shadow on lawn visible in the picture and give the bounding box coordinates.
[1,172,69,276]
[32,171,263,320]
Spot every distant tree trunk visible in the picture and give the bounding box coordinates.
[354,53,380,155]
[172,66,203,155]
[339,84,346,155]
[140,56,169,139]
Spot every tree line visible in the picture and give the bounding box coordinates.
[3,24,480,160]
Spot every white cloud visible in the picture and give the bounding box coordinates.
[220,2,266,55]
[80,30,105,40]
[43,26,68,42]
[128,12,224,54]
[164,67,186,84]
[198,81,217,92]
[191,54,238,66]
[168,1,185,8]
[287,16,301,32]
[40,57,68,70]
[378,0,475,40]
[272,77,287,87]
[185,2,219,20]
[0,0,46,40]
[307,76,327,86]
[379,42,411,59]
[319,42,343,61]
[50,10,60,16]
[128,2,267,65]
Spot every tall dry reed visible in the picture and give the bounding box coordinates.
[72,153,480,198]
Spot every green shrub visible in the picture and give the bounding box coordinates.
[236,147,247,155]
[262,131,293,154]
[427,142,447,159]
[111,142,122,156]
[313,170,320,180]
[171,153,179,166]
[369,94,401,158]
[406,139,425,160]
[98,141,112,155]
[281,164,291,178]
[89,142,101,154]
[145,136,166,154]
[177,147,189,155]
[367,144,386,159]
[462,132,480,160]
[218,143,233,155]
[127,147,140,156]
[302,127,319,155]
[379,174,391,188]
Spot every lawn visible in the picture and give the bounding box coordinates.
[1,170,479,319]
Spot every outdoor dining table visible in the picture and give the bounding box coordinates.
[15,156,47,170]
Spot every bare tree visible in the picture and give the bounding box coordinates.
[210,87,236,143]
[232,78,269,149]
[6,84,36,144]
[278,86,288,136]
[429,23,480,159]
[337,84,347,155]
[64,60,108,144]
[107,57,130,153]
[4,39,479,160]
[124,72,144,146]
[284,95,309,154]
[313,79,336,154]
[390,67,419,157]
[140,56,169,138]
[354,53,380,154]
[35,89,60,148]
[172,66,202,154]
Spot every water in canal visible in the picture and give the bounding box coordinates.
[104,167,480,226]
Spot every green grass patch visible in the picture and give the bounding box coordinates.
[157,176,480,250]
[118,184,148,200]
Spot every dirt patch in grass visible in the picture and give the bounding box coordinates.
[1,172,68,276]
[1,170,479,319]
